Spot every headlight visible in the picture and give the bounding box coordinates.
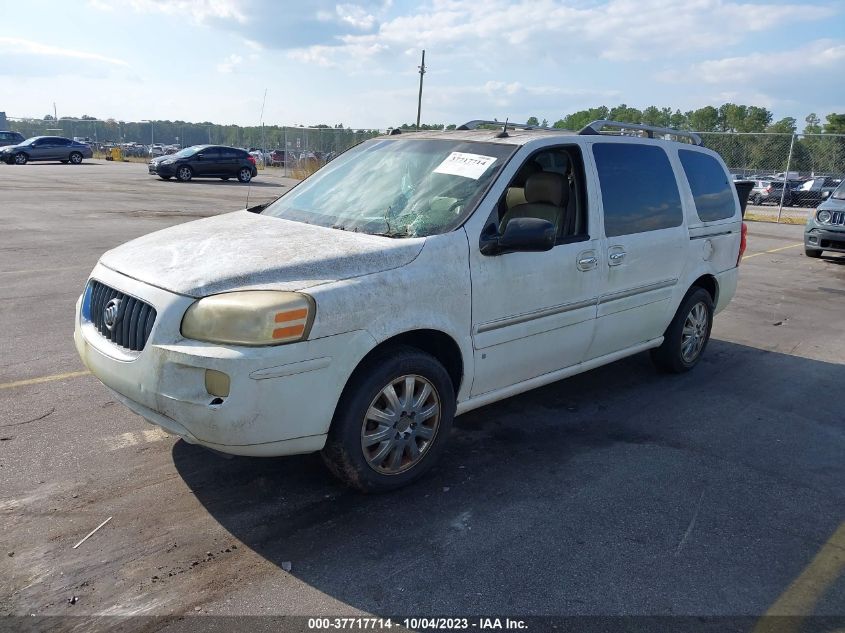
[181,291,315,346]
[817,210,832,224]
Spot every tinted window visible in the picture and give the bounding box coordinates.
[220,148,241,159]
[678,150,736,222]
[198,148,221,159]
[593,143,683,237]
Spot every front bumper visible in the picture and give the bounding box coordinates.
[74,263,376,456]
[148,162,176,176]
[805,227,845,253]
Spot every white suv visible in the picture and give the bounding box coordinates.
[74,120,748,492]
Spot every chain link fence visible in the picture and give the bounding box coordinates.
[5,116,843,220]
[697,132,844,221]
[3,116,385,177]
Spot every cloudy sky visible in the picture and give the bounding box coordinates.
[1,0,843,128]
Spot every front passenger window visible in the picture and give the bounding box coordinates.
[494,147,588,242]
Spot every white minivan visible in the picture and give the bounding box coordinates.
[75,120,748,492]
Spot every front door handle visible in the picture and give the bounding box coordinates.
[577,250,598,271]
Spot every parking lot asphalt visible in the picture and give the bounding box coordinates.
[1,161,843,630]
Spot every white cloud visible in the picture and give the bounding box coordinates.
[0,37,129,67]
[288,0,838,69]
[114,0,247,24]
[317,3,379,29]
[216,53,243,73]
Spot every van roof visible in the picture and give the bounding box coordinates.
[380,119,704,148]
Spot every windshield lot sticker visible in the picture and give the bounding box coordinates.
[433,152,497,179]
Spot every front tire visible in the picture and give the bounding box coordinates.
[69,152,83,164]
[13,152,27,165]
[176,165,192,182]
[237,167,252,183]
[651,287,714,373]
[322,345,455,493]
[805,248,823,258]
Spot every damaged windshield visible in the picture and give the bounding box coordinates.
[262,138,515,237]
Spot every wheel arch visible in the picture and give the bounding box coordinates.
[348,328,464,398]
[690,273,718,305]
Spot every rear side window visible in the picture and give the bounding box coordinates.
[593,143,683,237]
[678,150,736,222]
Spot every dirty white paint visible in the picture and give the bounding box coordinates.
[99,211,424,298]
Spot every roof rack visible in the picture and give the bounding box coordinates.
[456,120,553,131]
[578,120,702,146]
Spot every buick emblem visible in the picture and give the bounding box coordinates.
[103,298,122,330]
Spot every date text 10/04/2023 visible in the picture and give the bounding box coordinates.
[307,617,528,630]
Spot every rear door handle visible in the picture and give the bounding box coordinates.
[608,249,627,266]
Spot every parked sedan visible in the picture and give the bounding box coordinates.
[1,136,93,165]
[148,144,257,182]
[748,179,793,206]
[791,177,841,207]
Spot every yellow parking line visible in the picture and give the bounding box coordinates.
[743,243,803,260]
[0,370,91,390]
[752,521,845,633]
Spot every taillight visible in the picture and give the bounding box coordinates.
[247,156,256,165]
[765,185,772,193]
[737,222,748,266]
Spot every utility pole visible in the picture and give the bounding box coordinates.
[416,50,426,131]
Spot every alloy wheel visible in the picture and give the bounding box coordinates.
[681,302,709,363]
[361,374,441,475]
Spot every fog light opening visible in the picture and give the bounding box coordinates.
[205,369,230,398]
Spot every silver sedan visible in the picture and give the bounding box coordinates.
[1,136,94,165]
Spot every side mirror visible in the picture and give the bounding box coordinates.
[480,217,556,256]
[196,154,203,160]
[822,191,830,199]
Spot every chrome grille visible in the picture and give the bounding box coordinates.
[829,210,845,227]
[87,280,156,352]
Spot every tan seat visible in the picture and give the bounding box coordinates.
[505,160,542,211]
[500,172,568,234]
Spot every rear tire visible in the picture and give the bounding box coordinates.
[69,152,83,165]
[805,248,823,258]
[321,345,455,493]
[650,287,714,374]
[176,165,192,182]
[237,167,252,183]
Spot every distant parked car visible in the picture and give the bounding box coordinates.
[0,130,25,147]
[149,144,166,157]
[791,177,841,207]
[148,144,258,182]
[748,179,793,206]
[0,136,94,165]
[269,149,286,166]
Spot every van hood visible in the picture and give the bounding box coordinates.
[99,210,424,297]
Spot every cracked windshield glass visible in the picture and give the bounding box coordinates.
[262,138,515,237]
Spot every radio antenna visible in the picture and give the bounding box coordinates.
[246,87,268,209]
